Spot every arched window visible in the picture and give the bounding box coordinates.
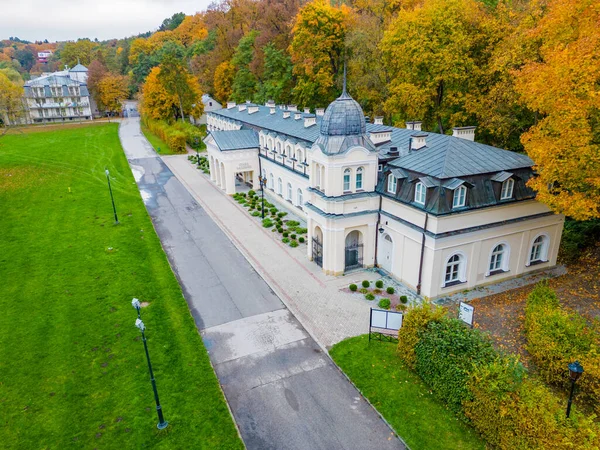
[445,253,465,285]
[530,235,548,264]
[343,168,351,191]
[260,135,264,147]
[297,188,303,207]
[269,173,274,190]
[415,182,426,205]
[277,142,282,154]
[501,178,514,200]
[297,149,304,163]
[286,145,292,158]
[489,244,507,273]
[268,138,273,150]
[277,177,282,195]
[356,167,364,190]
[387,174,397,194]
[287,182,292,200]
[453,185,467,208]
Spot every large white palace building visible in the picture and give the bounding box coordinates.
[204,87,564,299]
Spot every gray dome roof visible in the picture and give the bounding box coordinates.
[320,91,366,136]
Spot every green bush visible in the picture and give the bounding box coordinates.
[298,237,305,243]
[283,232,289,238]
[559,218,600,263]
[349,284,358,292]
[286,220,300,227]
[386,286,395,295]
[365,293,375,301]
[142,116,187,153]
[289,240,298,248]
[359,288,368,294]
[248,190,255,197]
[378,298,391,309]
[171,120,205,149]
[282,237,290,244]
[400,295,408,304]
[270,207,278,214]
[361,280,370,288]
[415,319,497,414]
[278,212,287,218]
[375,280,384,289]
[290,234,296,239]
[296,227,307,234]
[262,218,274,228]
[277,227,283,233]
[251,211,260,217]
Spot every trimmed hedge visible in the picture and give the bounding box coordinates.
[142,116,186,153]
[525,282,600,414]
[172,120,205,149]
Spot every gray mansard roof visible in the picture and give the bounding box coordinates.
[209,130,258,151]
[210,104,534,178]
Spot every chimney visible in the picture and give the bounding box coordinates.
[288,104,298,112]
[238,104,247,111]
[452,126,476,141]
[374,116,383,125]
[269,107,276,115]
[388,147,400,157]
[304,107,310,114]
[227,101,236,109]
[294,112,302,120]
[406,121,422,131]
[245,100,251,104]
[316,108,325,117]
[265,99,275,107]
[283,111,291,119]
[369,130,392,145]
[304,114,316,128]
[248,105,259,114]
[411,134,427,150]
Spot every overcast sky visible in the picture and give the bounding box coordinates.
[0,0,213,42]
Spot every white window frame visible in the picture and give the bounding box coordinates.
[277,177,282,195]
[297,188,303,207]
[356,167,364,190]
[501,178,514,200]
[528,234,549,265]
[387,174,397,194]
[287,182,292,200]
[488,243,510,275]
[269,173,274,190]
[415,182,426,205]
[443,252,467,286]
[453,185,467,208]
[343,168,352,192]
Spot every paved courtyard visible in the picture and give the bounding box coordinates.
[119,107,405,450]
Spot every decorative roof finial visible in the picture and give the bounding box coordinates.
[342,60,347,95]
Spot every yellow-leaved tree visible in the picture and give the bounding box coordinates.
[213,61,235,104]
[0,72,25,127]
[175,14,209,47]
[97,74,129,114]
[515,0,600,220]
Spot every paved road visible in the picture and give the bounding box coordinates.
[119,110,405,450]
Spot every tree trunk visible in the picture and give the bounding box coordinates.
[178,94,185,123]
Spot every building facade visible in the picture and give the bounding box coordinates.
[205,92,564,300]
[22,64,92,123]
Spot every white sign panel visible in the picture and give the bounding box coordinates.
[370,309,403,331]
[458,302,474,327]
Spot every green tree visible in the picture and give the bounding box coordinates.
[159,12,186,31]
[231,31,259,102]
[256,44,293,104]
[59,39,97,66]
[157,53,198,121]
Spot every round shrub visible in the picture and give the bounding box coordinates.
[262,218,274,228]
[282,237,290,244]
[278,212,287,218]
[289,240,298,248]
[362,280,370,288]
[378,298,391,309]
[251,211,260,217]
[296,227,307,234]
[365,293,375,301]
[283,231,289,238]
[270,207,278,214]
[277,227,284,233]
[286,220,300,227]
[400,295,408,304]
[248,190,255,197]
[359,288,368,294]
[298,237,305,243]
[375,280,384,289]
[349,284,358,292]
[290,234,297,240]
[373,289,382,295]
[386,286,395,295]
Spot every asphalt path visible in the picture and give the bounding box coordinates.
[119,109,406,450]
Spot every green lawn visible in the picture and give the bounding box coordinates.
[0,124,243,449]
[330,336,486,450]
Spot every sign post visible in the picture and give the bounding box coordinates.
[369,308,403,343]
[458,302,474,328]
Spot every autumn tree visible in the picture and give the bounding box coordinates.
[515,0,600,220]
[381,0,498,134]
[0,72,25,126]
[87,59,108,108]
[289,0,350,107]
[97,74,129,114]
[175,14,209,47]
[213,61,235,103]
[59,39,97,66]
[157,52,200,120]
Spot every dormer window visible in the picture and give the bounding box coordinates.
[452,185,467,208]
[415,182,426,205]
[501,178,514,200]
[387,174,397,194]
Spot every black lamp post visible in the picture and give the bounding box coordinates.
[257,149,267,218]
[194,136,200,166]
[132,299,168,430]
[105,169,119,224]
[566,360,584,418]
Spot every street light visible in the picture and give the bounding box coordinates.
[133,303,168,430]
[194,136,200,167]
[566,360,584,418]
[258,175,267,219]
[105,169,119,224]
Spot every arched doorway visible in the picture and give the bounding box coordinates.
[345,230,363,271]
[378,233,393,273]
[312,226,323,267]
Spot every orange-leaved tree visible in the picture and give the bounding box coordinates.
[213,61,235,104]
[515,0,600,220]
[97,74,129,114]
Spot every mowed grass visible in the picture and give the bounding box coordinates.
[330,336,486,450]
[0,124,243,449]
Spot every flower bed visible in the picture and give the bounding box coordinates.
[346,279,412,310]
[231,191,308,248]
[188,154,209,174]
